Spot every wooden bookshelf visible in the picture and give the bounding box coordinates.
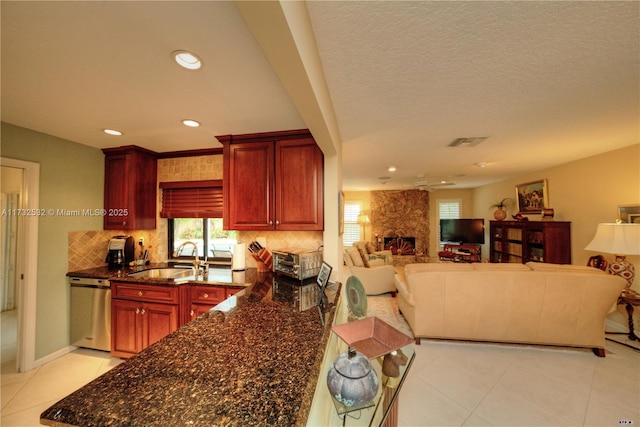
[490,221,571,264]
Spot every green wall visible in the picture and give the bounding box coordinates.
[1,122,104,359]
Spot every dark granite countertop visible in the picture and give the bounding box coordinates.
[67,263,255,288]
[41,273,340,427]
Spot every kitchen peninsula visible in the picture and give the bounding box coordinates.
[41,273,340,426]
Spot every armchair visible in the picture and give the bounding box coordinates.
[343,242,396,295]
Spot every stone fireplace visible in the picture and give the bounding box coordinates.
[369,190,429,256]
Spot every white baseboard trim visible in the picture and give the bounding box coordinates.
[33,345,78,369]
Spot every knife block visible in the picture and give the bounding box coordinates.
[251,248,273,272]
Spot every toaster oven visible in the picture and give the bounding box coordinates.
[272,249,323,280]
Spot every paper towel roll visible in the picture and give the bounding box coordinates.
[232,270,246,284]
[232,243,246,271]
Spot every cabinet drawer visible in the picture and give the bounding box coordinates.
[112,282,179,303]
[226,287,243,297]
[191,285,226,305]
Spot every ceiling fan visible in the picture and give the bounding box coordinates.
[412,180,456,191]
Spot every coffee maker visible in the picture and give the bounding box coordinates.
[106,235,135,269]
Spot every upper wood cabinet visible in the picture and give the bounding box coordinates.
[218,130,324,231]
[102,146,157,230]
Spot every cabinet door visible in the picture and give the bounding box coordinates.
[128,150,157,230]
[111,299,143,358]
[103,148,157,230]
[275,139,324,230]
[226,141,275,230]
[143,302,179,348]
[103,154,131,230]
[190,304,214,321]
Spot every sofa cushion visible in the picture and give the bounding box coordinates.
[471,263,532,271]
[365,242,377,254]
[353,241,366,252]
[526,262,606,274]
[348,247,364,267]
[405,263,474,274]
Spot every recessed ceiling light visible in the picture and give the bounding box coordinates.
[388,166,397,172]
[173,50,203,70]
[182,119,200,127]
[475,162,488,168]
[103,129,122,136]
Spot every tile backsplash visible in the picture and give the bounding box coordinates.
[68,229,161,272]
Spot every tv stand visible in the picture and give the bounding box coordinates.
[438,244,481,263]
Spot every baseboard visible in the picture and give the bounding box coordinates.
[33,345,78,369]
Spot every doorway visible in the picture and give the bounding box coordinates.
[1,166,22,368]
[0,158,39,372]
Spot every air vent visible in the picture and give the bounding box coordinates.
[448,137,488,147]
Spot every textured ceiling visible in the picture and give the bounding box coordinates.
[2,1,638,190]
[306,1,639,189]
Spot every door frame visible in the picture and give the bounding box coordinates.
[1,157,39,372]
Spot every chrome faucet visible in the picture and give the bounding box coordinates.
[173,241,201,275]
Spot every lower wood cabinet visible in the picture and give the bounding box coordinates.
[111,282,181,359]
[189,285,243,321]
[111,299,178,358]
[111,281,245,358]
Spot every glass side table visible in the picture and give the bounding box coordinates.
[333,344,416,427]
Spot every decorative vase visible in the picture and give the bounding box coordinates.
[327,348,379,407]
[493,207,507,221]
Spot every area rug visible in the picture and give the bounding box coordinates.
[366,294,414,338]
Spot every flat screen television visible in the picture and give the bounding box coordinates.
[439,218,485,244]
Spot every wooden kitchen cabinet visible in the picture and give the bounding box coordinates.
[110,282,180,358]
[490,220,571,264]
[102,146,157,230]
[188,285,243,321]
[218,129,324,231]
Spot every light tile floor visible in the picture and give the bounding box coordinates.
[2,312,639,426]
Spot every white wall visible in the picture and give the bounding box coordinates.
[473,144,640,291]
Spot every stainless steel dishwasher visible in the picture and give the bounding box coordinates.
[69,276,111,351]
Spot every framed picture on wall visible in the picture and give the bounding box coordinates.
[618,205,640,223]
[515,179,549,214]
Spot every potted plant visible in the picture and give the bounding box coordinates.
[490,198,514,221]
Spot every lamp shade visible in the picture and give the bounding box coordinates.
[585,223,640,255]
[357,214,370,225]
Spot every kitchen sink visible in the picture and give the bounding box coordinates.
[128,267,195,279]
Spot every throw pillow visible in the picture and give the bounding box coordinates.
[348,248,364,267]
[358,248,370,268]
[367,254,387,266]
[365,242,376,254]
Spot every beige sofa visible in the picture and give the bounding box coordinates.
[394,262,626,356]
[343,242,396,295]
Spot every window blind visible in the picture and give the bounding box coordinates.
[438,200,460,219]
[342,203,361,245]
[160,180,223,218]
[437,199,461,242]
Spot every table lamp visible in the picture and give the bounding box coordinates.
[585,222,640,287]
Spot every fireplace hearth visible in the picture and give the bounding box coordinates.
[383,237,416,255]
